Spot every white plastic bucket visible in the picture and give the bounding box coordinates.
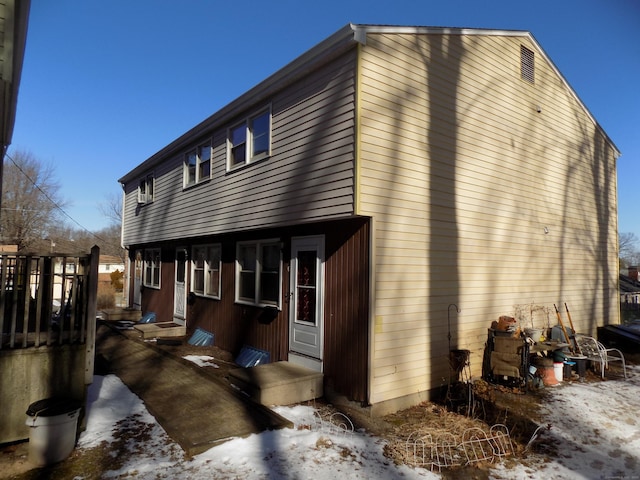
[26,399,81,466]
[553,362,563,382]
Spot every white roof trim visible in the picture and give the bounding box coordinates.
[349,23,531,43]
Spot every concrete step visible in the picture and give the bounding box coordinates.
[229,361,323,406]
[101,308,142,322]
[134,322,186,339]
[96,324,291,456]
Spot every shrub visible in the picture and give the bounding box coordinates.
[97,282,116,310]
[110,270,124,292]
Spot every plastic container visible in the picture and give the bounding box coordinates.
[524,328,543,342]
[569,355,588,381]
[539,366,558,386]
[563,361,576,379]
[553,362,563,382]
[25,397,82,466]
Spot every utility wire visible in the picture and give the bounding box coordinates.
[3,151,109,244]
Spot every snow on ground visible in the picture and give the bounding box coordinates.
[490,365,640,480]
[76,364,640,479]
[77,374,436,479]
[182,355,220,368]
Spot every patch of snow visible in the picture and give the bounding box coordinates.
[182,355,220,368]
[78,365,640,479]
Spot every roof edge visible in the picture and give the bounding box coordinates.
[119,24,360,184]
[120,23,620,183]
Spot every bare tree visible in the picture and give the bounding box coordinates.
[92,224,124,260]
[620,232,640,267]
[1,150,67,250]
[99,191,122,226]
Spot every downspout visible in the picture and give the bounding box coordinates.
[120,182,130,308]
[350,26,376,407]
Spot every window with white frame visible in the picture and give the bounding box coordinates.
[236,239,281,307]
[184,141,211,187]
[143,248,161,288]
[227,108,271,170]
[191,243,221,299]
[137,174,154,204]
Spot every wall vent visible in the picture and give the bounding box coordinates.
[521,45,535,83]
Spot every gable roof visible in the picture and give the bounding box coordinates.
[620,274,640,294]
[119,23,619,184]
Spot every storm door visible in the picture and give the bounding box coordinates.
[173,247,188,324]
[289,236,325,369]
[133,250,142,310]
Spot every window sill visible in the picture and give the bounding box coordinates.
[182,177,211,191]
[235,299,281,310]
[226,154,271,174]
[193,293,221,301]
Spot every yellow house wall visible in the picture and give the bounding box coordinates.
[357,32,619,408]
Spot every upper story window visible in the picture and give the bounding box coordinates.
[184,141,211,187]
[521,45,535,84]
[137,174,154,204]
[227,108,271,170]
[235,239,281,307]
[192,243,221,299]
[143,248,161,288]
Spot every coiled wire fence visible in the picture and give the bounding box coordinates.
[402,424,515,471]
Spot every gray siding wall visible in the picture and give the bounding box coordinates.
[122,50,357,246]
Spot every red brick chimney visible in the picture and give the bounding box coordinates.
[628,266,638,281]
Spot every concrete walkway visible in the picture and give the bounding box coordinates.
[95,324,292,456]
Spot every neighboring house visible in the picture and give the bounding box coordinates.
[0,0,30,207]
[620,266,640,306]
[99,255,125,274]
[98,254,125,281]
[119,24,620,414]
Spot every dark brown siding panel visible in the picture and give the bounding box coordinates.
[186,244,289,360]
[324,218,370,403]
[140,247,174,324]
[138,219,370,402]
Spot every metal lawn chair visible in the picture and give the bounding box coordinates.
[575,334,627,380]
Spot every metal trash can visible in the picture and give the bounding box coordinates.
[25,397,82,466]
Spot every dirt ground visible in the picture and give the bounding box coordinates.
[1,326,632,480]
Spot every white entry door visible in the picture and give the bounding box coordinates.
[174,247,188,325]
[133,250,142,310]
[289,236,325,369]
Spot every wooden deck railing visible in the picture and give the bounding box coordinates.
[0,246,99,351]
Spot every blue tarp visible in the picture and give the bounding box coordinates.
[188,327,214,346]
[138,312,157,324]
[235,345,270,367]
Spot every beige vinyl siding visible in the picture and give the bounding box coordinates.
[358,33,618,405]
[122,50,357,246]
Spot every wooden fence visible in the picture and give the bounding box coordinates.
[0,247,99,353]
[0,246,99,444]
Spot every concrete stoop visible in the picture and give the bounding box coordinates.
[101,308,142,322]
[134,322,186,339]
[229,361,323,406]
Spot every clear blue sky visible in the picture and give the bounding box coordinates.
[9,0,640,238]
